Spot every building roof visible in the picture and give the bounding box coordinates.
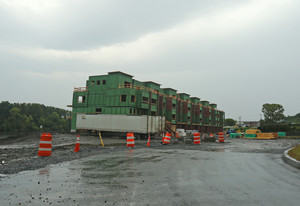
[190,97,200,100]
[162,88,177,92]
[142,81,161,86]
[178,93,190,96]
[108,71,133,77]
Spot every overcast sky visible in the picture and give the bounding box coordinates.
[0,0,299,121]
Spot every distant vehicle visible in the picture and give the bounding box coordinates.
[226,129,236,134]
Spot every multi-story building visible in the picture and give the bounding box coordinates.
[71,71,225,133]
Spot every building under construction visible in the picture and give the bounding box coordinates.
[71,71,225,134]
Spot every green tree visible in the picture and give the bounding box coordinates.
[225,118,236,126]
[0,101,71,134]
[5,107,37,134]
[262,103,285,123]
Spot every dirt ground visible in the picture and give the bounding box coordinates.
[0,133,299,175]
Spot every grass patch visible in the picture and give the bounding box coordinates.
[288,144,300,161]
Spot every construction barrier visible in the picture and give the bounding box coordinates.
[38,133,52,156]
[147,134,151,147]
[218,132,224,143]
[74,135,80,152]
[230,133,242,138]
[162,133,165,143]
[245,129,261,135]
[193,132,201,144]
[163,133,171,144]
[278,132,286,137]
[209,133,213,138]
[175,132,180,138]
[244,134,256,139]
[256,133,278,140]
[127,133,135,147]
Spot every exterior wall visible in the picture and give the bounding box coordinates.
[71,71,225,132]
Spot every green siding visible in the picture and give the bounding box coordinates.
[71,71,225,130]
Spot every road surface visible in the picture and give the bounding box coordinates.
[1,145,300,205]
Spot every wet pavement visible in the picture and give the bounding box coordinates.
[1,145,300,206]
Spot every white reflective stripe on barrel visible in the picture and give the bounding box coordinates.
[39,148,52,151]
[39,141,52,144]
[77,137,80,140]
[127,137,135,140]
[194,136,200,138]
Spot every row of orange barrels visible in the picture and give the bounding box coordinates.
[38,132,225,156]
[128,132,225,147]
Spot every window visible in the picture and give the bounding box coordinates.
[97,80,100,85]
[95,108,102,113]
[124,81,131,88]
[134,109,136,114]
[121,95,126,102]
[130,108,133,114]
[78,96,85,103]
[188,107,191,111]
[131,95,136,102]
[151,99,157,105]
[172,114,176,120]
[187,117,191,121]
[172,103,176,108]
[91,81,95,86]
[142,97,149,103]
[151,111,157,116]
[102,80,106,85]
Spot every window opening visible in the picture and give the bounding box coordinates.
[131,95,136,103]
[102,80,106,85]
[78,96,85,103]
[124,81,131,88]
[151,99,157,105]
[97,80,100,85]
[121,95,126,102]
[91,81,95,86]
[142,97,149,103]
[95,108,102,113]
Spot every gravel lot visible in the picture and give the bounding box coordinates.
[1,133,299,175]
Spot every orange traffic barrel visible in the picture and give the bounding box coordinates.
[74,135,80,152]
[193,132,201,144]
[218,132,224,143]
[38,133,52,156]
[210,133,213,138]
[163,133,171,144]
[127,133,135,147]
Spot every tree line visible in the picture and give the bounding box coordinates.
[0,101,71,135]
[225,103,300,132]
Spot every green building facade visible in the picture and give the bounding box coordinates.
[71,71,225,133]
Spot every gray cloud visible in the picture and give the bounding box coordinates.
[0,0,299,120]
